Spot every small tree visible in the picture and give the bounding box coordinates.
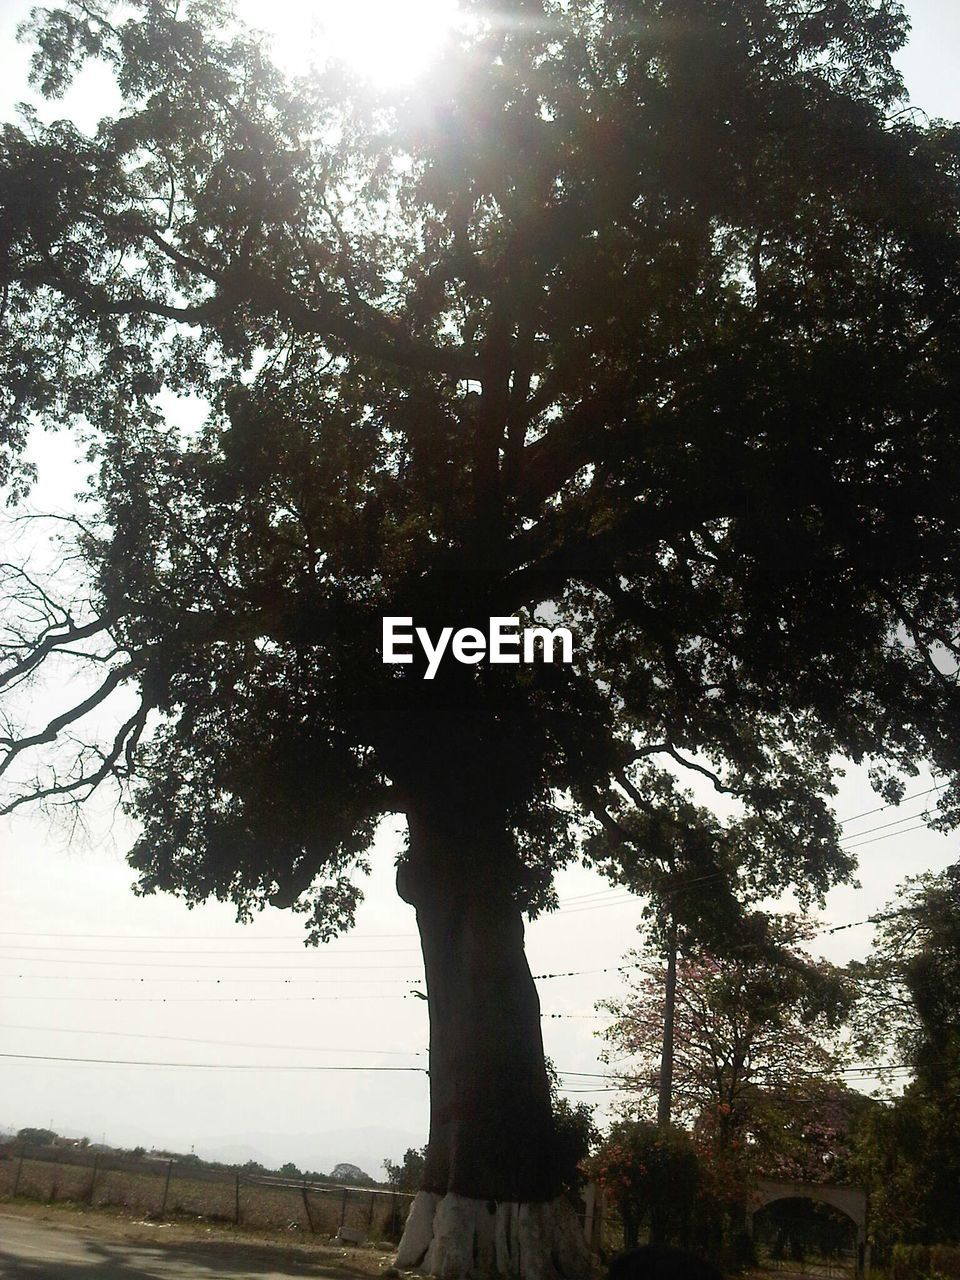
[544,1060,599,1198]
[590,1120,699,1248]
[384,1147,428,1194]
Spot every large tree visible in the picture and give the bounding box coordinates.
[2,1,960,1275]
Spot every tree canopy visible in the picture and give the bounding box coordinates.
[2,0,959,931]
[3,0,960,1257]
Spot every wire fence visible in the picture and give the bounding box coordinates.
[0,1142,414,1241]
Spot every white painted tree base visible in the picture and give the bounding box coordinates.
[395,1190,591,1280]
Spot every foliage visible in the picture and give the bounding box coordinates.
[16,1127,57,1147]
[600,924,851,1192]
[553,1097,599,1197]
[600,926,849,1132]
[853,1090,957,1251]
[544,1059,600,1195]
[0,0,958,934]
[849,863,960,1080]
[329,1161,376,1187]
[589,1120,700,1249]
[383,1147,427,1194]
[848,864,960,1248]
[753,1085,876,1186]
[891,1244,960,1280]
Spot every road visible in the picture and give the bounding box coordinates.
[0,1213,355,1278]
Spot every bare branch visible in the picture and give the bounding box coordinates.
[0,615,113,693]
[0,664,133,779]
[0,700,149,816]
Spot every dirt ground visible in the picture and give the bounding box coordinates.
[3,1203,801,1280]
[0,1200,401,1277]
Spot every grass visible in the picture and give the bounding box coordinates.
[0,1151,406,1244]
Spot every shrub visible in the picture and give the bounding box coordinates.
[892,1245,960,1280]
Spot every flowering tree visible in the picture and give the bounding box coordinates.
[600,928,851,1175]
[589,1120,699,1248]
[754,1085,877,1187]
[599,931,853,1256]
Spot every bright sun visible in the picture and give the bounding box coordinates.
[255,0,464,89]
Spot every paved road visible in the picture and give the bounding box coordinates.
[0,1214,343,1278]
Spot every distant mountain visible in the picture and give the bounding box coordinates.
[7,1117,424,1179]
[199,1126,424,1177]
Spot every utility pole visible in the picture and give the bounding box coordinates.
[656,911,679,1130]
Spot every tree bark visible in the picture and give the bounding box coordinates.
[394,803,589,1279]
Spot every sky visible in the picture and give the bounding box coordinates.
[1,0,959,1177]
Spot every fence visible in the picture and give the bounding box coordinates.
[0,1142,414,1240]
[755,1247,858,1278]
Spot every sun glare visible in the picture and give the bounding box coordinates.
[278,0,463,89]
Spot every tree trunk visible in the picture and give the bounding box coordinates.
[394,805,589,1280]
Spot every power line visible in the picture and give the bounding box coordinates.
[542,1012,608,1019]
[0,929,930,984]
[0,973,422,985]
[841,822,937,851]
[0,930,417,941]
[0,993,409,1003]
[838,809,943,843]
[555,887,628,906]
[0,954,425,972]
[0,1049,618,1080]
[838,784,945,825]
[0,993,595,1015]
[0,1052,427,1072]
[822,908,911,935]
[0,1025,424,1056]
[0,906,942,995]
[532,962,643,981]
[554,896,637,915]
[0,908,940,987]
[0,962,642,985]
[0,944,421,956]
[0,885,640,938]
[559,1086,623,1094]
